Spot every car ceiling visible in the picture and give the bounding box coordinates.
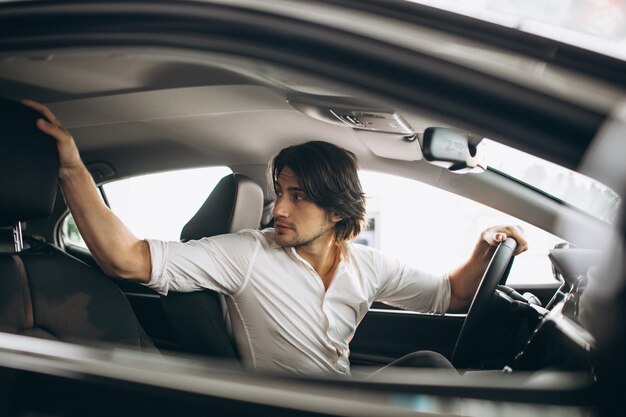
[0,48,443,181]
[0,0,621,175]
[0,45,615,173]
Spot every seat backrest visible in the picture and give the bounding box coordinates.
[160,173,264,360]
[0,98,156,352]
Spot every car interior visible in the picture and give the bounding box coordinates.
[0,1,624,416]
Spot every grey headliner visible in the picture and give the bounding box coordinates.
[0,46,615,246]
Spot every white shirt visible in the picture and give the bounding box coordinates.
[146,228,450,375]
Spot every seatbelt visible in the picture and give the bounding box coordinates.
[12,254,34,328]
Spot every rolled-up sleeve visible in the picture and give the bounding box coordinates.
[145,230,260,296]
[375,253,450,314]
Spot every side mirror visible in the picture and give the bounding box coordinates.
[421,127,486,173]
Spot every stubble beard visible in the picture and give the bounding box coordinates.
[275,223,330,248]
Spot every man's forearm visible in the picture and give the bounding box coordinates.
[60,164,151,283]
[446,225,528,313]
[447,240,495,312]
[22,99,152,283]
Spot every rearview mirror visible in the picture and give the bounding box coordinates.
[421,127,486,173]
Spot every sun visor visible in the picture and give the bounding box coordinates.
[0,98,59,226]
[355,130,423,161]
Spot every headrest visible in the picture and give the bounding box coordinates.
[180,173,264,242]
[0,98,59,226]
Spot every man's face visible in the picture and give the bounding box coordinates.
[272,167,340,248]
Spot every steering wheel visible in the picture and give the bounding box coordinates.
[451,237,517,369]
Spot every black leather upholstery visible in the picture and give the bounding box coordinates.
[161,173,264,360]
[0,98,156,352]
[0,244,156,350]
[160,291,237,358]
[0,98,59,227]
[180,173,264,242]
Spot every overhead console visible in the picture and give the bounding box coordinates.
[287,92,422,162]
[287,92,414,135]
[287,93,486,171]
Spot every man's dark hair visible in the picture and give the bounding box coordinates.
[270,141,367,242]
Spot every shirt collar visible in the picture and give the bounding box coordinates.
[266,228,283,249]
[265,227,349,259]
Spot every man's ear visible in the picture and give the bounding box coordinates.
[330,212,343,223]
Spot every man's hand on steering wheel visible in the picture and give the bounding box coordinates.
[481,225,528,256]
[448,225,528,313]
[449,224,528,369]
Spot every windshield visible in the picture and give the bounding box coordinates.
[410,0,626,61]
[480,139,621,223]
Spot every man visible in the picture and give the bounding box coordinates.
[23,99,528,375]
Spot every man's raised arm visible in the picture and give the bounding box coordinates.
[447,225,528,312]
[22,99,152,283]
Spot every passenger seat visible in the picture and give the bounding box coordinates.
[160,173,264,361]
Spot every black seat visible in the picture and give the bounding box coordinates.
[160,173,263,360]
[0,98,156,351]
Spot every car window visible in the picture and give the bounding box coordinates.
[60,166,232,247]
[481,139,621,223]
[356,170,563,286]
[411,0,626,61]
[104,166,232,240]
[61,214,88,249]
